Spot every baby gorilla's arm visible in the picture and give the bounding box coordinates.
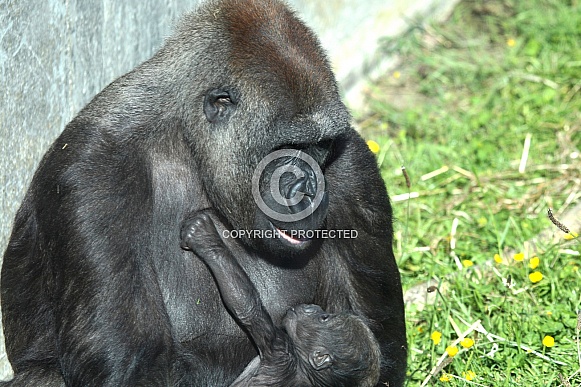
[180,209,281,355]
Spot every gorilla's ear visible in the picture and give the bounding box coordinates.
[309,349,333,370]
[203,88,237,123]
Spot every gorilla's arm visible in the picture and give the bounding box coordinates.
[1,0,406,384]
[180,210,284,358]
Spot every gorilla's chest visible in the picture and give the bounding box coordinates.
[241,254,318,322]
[159,247,318,344]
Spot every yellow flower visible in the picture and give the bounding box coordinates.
[564,231,579,240]
[462,259,474,268]
[507,38,516,47]
[529,256,540,269]
[393,71,401,79]
[462,370,476,381]
[446,346,459,357]
[367,140,380,154]
[513,252,524,262]
[477,217,488,227]
[546,311,552,316]
[542,335,555,347]
[494,253,503,264]
[439,373,452,382]
[431,331,442,345]
[460,337,474,348]
[529,271,543,283]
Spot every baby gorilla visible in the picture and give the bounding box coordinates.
[181,210,381,387]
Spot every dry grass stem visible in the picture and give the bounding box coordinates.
[420,319,482,387]
[519,133,532,174]
[421,166,450,181]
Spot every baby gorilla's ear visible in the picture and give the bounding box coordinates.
[309,349,333,370]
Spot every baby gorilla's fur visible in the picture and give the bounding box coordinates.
[181,210,381,387]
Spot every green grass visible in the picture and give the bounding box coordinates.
[359,0,581,385]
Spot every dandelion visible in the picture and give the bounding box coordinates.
[542,335,555,347]
[393,71,401,79]
[564,231,579,240]
[494,253,503,264]
[431,331,442,345]
[439,373,452,382]
[462,259,474,268]
[529,271,543,283]
[507,38,516,47]
[460,337,474,348]
[513,252,524,262]
[462,370,476,381]
[529,256,540,269]
[366,140,380,154]
[446,346,459,357]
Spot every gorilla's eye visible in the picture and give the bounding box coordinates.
[216,96,232,104]
[319,314,330,323]
[204,88,238,123]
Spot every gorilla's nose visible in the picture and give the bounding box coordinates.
[280,169,318,214]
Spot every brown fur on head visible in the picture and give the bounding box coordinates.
[156,0,350,253]
[223,0,336,112]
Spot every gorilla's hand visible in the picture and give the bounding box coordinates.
[180,209,228,260]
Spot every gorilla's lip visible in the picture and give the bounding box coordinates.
[270,222,311,247]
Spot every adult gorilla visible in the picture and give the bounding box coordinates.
[1,0,406,385]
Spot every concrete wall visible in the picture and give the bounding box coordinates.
[0,0,458,380]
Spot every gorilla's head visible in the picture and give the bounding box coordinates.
[282,304,382,387]
[157,0,352,260]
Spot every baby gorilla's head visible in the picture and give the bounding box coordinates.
[282,304,381,387]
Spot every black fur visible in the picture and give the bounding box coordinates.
[180,209,381,387]
[1,0,406,385]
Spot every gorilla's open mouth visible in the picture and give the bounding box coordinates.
[271,222,312,246]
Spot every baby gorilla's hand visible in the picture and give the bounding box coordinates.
[180,209,227,260]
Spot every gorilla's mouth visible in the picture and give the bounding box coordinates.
[252,141,333,259]
[271,222,311,246]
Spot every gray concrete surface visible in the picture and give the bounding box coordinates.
[0,0,459,380]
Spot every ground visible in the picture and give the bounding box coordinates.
[358,0,581,385]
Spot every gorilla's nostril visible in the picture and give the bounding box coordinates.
[285,175,312,199]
